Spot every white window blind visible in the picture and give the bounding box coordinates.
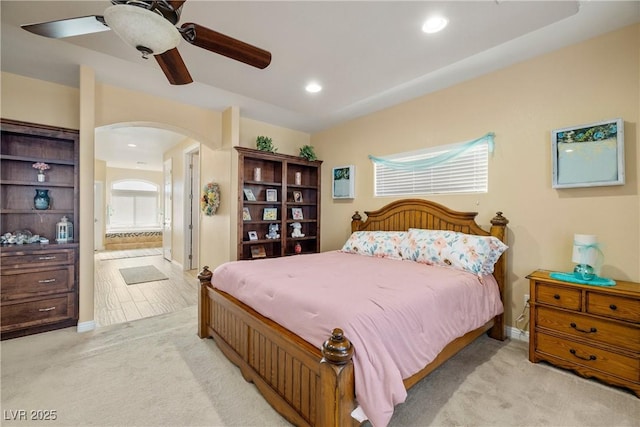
[374,141,489,197]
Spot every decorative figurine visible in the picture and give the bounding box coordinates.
[291,222,305,238]
[266,223,280,239]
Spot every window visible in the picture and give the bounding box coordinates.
[108,180,160,230]
[374,140,489,197]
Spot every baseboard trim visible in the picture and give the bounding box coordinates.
[77,320,96,333]
[506,325,529,342]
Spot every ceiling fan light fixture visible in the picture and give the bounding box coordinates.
[104,4,180,56]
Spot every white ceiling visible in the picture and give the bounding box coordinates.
[2,1,639,171]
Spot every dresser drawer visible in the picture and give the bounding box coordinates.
[1,266,74,301]
[1,294,75,333]
[0,249,74,269]
[588,293,640,323]
[536,332,640,382]
[535,306,640,353]
[535,282,582,310]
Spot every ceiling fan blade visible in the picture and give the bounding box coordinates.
[180,23,271,69]
[167,1,187,11]
[154,48,193,85]
[22,16,109,38]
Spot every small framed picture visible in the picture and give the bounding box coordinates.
[242,207,251,221]
[243,188,256,201]
[292,207,304,220]
[251,245,267,258]
[248,231,258,241]
[332,165,355,199]
[293,191,303,203]
[263,207,277,221]
[266,189,277,202]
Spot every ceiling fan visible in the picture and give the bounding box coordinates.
[21,0,272,85]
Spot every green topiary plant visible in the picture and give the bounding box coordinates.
[256,136,277,153]
[299,145,317,161]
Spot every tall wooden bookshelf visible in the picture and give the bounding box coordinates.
[236,147,322,260]
[0,119,80,339]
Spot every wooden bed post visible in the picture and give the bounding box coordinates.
[197,266,213,338]
[318,328,356,427]
[489,212,509,341]
[351,211,363,233]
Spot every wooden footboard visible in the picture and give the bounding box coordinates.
[198,266,357,427]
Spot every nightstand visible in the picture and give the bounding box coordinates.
[527,269,640,397]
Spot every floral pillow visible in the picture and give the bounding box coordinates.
[399,228,508,275]
[340,231,407,260]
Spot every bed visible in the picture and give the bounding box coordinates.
[198,198,509,427]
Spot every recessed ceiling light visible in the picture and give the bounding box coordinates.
[127,143,137,147]
[305,82,322,93]
[422,16,448,34]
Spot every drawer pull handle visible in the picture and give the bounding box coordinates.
[569,349,596,361]
[553,294,560,300]
[38,278,56,284]
[38,256,56,260]
[38,306,56,312]
[609,304,617,311]
[570,322,597,334]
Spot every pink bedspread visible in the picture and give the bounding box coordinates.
[212,251,503,427]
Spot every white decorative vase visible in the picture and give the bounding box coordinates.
[37,172,45,182]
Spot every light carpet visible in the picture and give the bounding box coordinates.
[119,265,168,285]
[1,306,638,427]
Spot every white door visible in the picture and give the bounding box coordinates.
[163,158,172,261]
[94,181,104,251]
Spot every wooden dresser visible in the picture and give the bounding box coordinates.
[527,270,640,397]
[1,245,78,339]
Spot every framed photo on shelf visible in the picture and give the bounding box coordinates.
[251,245,267,258]
[263,207,277,221]
[292,207,304,220]
[332,165,355,199]
[248,230,258,241]
[293,191,303,203]
[266,188,278,202]
[552,118,624,189]
[243,188,256,201]
[242,207,251,221]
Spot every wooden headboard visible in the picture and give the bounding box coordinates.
[350,198,509,340]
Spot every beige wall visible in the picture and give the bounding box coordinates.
[312,24,640,328]
[239,117,311,156]
[1,73,80,129]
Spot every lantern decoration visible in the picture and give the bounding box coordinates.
[56,216,73,243]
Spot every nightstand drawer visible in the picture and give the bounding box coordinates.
[1,266,74,301]
[537,333,640,382]
[1,294,75,333]
[535,306,640,352]
[535,283,581,310]
[588,293,640,323]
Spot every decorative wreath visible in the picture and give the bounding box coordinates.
[201,182,221,216]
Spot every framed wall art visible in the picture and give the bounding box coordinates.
[332,165,355,199]
[551,118,624,189]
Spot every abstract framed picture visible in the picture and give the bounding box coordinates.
[332,165,355,199]
[552,118,624,189]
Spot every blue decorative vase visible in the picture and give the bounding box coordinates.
[34,189,50,210]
